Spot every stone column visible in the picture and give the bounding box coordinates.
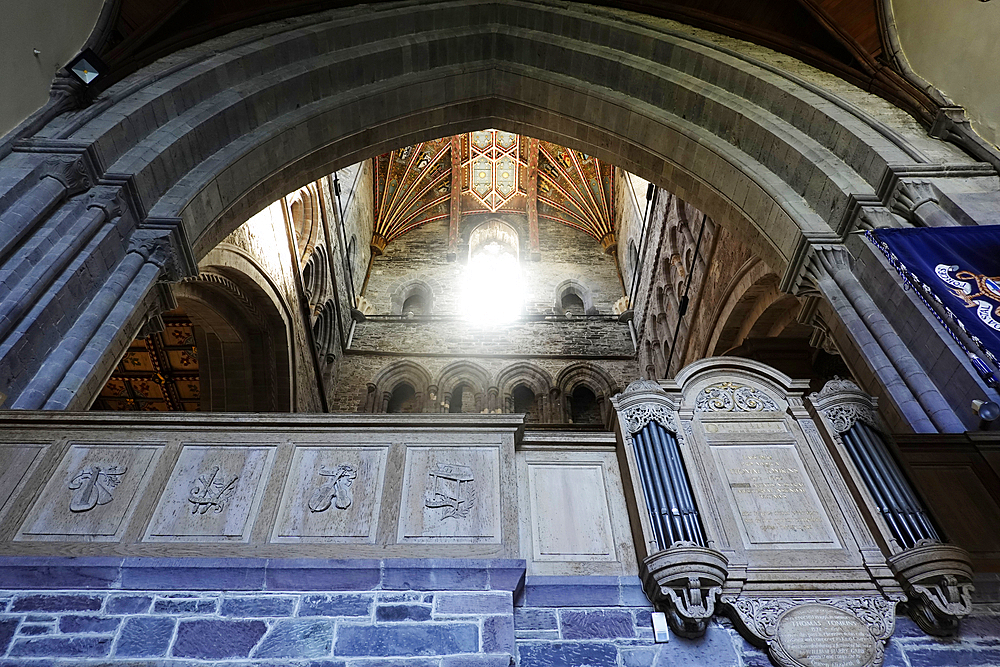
[891,181,956,228]
[811,246,963,432]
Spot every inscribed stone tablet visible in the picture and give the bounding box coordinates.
[775,604,876,667]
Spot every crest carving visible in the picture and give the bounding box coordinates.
[188,466,238,514]
[68,465,126,512]
[308,464,358,512]
[620,403,679,435]
[695,382,779,412]
[425,463,476,520]
[820,403,880,434]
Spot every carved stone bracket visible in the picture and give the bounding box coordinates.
[620,402,679,436]
[890,180,939,222]
[640,544,729,638]
[888,542,975,637]
[613,378,682,436]
[723,595,898,667]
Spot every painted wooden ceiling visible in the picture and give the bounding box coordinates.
[372,132,616,249]
[88,0,936,125]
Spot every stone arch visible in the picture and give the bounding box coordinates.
[302,243,331,309]
[370,359,433,413]
[171,250,294,411]
[713,272,783,355]
[390,280,435,317]
[0,0,984,428]
[496,362,555,421]
[555,362,620,425]
[436,361,491,414]
[554,279,597,317]
[287,184,321,262]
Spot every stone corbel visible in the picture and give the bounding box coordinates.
[640,544,729,638]
[890,181,956,228]
[888,542,975,636]
[930,106,1000,174]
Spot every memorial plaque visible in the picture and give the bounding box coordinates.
[715,445,838,548]
[775,604,877,667]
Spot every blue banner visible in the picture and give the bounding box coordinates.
[867,226,1000,388]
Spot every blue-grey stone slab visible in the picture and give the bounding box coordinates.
[560,610,635,639]
[253,619,334,658]
[514,608,557,630]
[343,659,439,667]
[299,594,372,617]
[620,579,653,608]
[621,647,657,667]
[651,623,738,667]
[222,595,297,617]
[376,604,432,622]
[172,619,267,659]
[0,557,123,589]
[107,594,153,614]
[18,625,52,636]
[441,655,515,667]
[266,559,381,591]
[483,615,515,653]
[9,636,112,658]
[153,597,217,614]
[634,609,653,627]
[59,615,122,633]
[906,647,1000,667]
[11,595,103,613]
[122,557,267,590]
[115,617,175,658]
[437,593,511,615]
[382,560,489,591]
[518,641,618,667]
[335,623,479,656]
[959,614,1000,641]
[0,619,16,654]
[522,577,621,607]
[303,661,347,667]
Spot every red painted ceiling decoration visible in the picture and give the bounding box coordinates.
[92,309,201,411]
[372,132,616,249]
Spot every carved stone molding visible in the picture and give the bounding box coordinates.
[808,377,882,434]
[42,155,92,195]
[724,595,898,667]
[891,180,938,222]
[694,381,779,413]
[640,544,729,638]
[619,403,679,436]
[888,542,975,637]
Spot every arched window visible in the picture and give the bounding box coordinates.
[449,382,468,413]
[554,280,596,316]
[402,294,426,317]
[387,383,418,413]
[512,384,537,422]
[561,292,585,317]
[570,385,602,424]
[462,220,523,324]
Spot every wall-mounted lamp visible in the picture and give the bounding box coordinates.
[972,399,999,429]
[66,48,107,86]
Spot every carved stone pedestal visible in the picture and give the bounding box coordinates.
[725,596,898,667]
[888,542,975,637]
[639,543,728,638]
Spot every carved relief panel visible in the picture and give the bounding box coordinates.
[0,444,47,522]
[17,444,162,542]
[144,445,275,543]
[397,446,501,544]
[271,446,388,543]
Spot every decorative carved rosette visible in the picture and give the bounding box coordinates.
[888,542,975,637]
[694,382,779,412]
[641,544,729,638]
[723,595,898,667]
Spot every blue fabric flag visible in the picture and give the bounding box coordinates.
[867,226,1000,389]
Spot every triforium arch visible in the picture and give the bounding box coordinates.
[555,362,620,426]
[0,0,994,430]
[436,361,492,414]
[496,362,555,422]
[368,360,434,414]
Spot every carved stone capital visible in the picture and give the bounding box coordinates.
[640,544,729,638]
[85,186,127,219]
[891,181,938,221]
[888,542,975,637]
[859,207,904,230]
[42,155,92,196]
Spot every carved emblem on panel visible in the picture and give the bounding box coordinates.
[145,445,274,543]
[272,447,386,544]
[188,467,238,514]
[308,464,357,512]
[69,465,126,512]
[724,596,897,667]
[398,447,500,544]
[17,445,161,542]
[695,382,779,412]
[425,463,476,520]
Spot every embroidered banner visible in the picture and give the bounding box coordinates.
[867,226,1000,388]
